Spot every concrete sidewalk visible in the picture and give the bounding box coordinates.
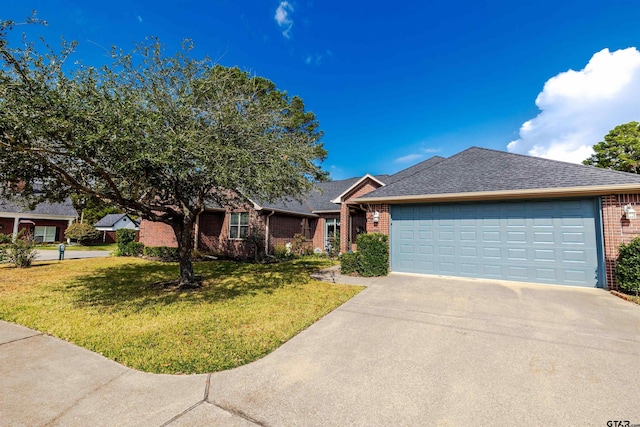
[2,269,640,426]
[0,322,253,426]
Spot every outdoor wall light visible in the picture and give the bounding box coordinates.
[372,211,380,223]
[623,204,637,220]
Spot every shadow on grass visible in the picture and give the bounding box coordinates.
[69,258,333,311]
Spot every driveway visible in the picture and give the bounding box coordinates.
[1,272,640,426]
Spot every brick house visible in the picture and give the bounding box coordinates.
[355,147,640,290]
[140,146,640,290]
[0,197,77,243]
[139,174,388,259]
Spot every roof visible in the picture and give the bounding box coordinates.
[0,197,78,218]
[385,156,446,184]
[357,147,640,202]
[94,213,139,228]
[253,177,364,215]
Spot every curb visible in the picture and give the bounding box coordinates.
[610,290,640,305]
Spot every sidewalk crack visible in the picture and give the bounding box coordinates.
[0,332,44,347]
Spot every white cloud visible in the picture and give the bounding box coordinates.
[274,1,294,38]
[395,153,424,163]
[507,47,640,163]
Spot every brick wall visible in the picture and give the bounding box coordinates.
[339,178,384,252]
[0,217,14,236]
[364,203,390,236]
[268,215,315,251]
[601,194,640,290]
[139,219,177,247]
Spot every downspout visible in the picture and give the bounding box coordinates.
[265,211,275,255]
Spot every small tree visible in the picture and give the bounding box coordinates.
[583,121,640,173]
[64,223,101,245]
[616,237,640,295]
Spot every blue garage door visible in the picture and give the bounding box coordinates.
[390,199,602,287]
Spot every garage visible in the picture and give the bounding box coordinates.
[390,198,603,287]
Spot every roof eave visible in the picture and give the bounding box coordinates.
[353,184,640,204]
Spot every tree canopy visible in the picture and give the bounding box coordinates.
[583,121,640,173]
[0,20,327,286]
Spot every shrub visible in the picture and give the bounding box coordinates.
[291,233,309,256]
[355,233,389,277]
[616,237,640,295]
[64,223,101,244]
[273,243,292,261]
[144,246,178,261]
[115,229,139,256]
[340,252,359,275]
[1,230,38,268]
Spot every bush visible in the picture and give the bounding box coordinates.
[64,223,101,244]
[340,252,359,275]
[273,243,292,261]
[144,246,178,261]
[0,230,38,268]
[354,233,389,277]
[115,229,140,256]
[616,237,640,295]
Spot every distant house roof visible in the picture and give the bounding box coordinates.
[356,147,640,203]
[94,213,140,228]
[0,197,77,218]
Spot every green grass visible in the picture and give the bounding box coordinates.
[35,243,117,251]
[0,257,362,374]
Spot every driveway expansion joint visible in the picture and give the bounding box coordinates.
[210,402,265,426]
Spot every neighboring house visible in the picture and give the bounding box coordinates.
[139,146,640,290]
[0,197,77,243]
[94,213,140,243]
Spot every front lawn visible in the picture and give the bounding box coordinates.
[0,257,362,374]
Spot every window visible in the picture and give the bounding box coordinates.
[229,212,249,239]
[34,226,57,243]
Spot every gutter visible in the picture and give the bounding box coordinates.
[352,184,640,204]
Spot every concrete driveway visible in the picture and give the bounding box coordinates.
[1,272,640,426]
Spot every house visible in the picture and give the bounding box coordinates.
[94,213,140,243]
[140,174,388,259]
[0,197,77,243]
[139,146,640,290]
[354,147,640,290]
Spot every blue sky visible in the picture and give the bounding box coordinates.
[4,1,640,179]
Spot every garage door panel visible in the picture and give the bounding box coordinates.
[391,199,601,287]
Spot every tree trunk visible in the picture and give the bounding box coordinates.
[172,215,199,288]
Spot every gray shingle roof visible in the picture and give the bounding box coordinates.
[255,177,363,215]
[385,156,446,184]
[0,197,78,217]
[359,147,640,199]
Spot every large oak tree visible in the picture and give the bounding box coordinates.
[0,21,327,287]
